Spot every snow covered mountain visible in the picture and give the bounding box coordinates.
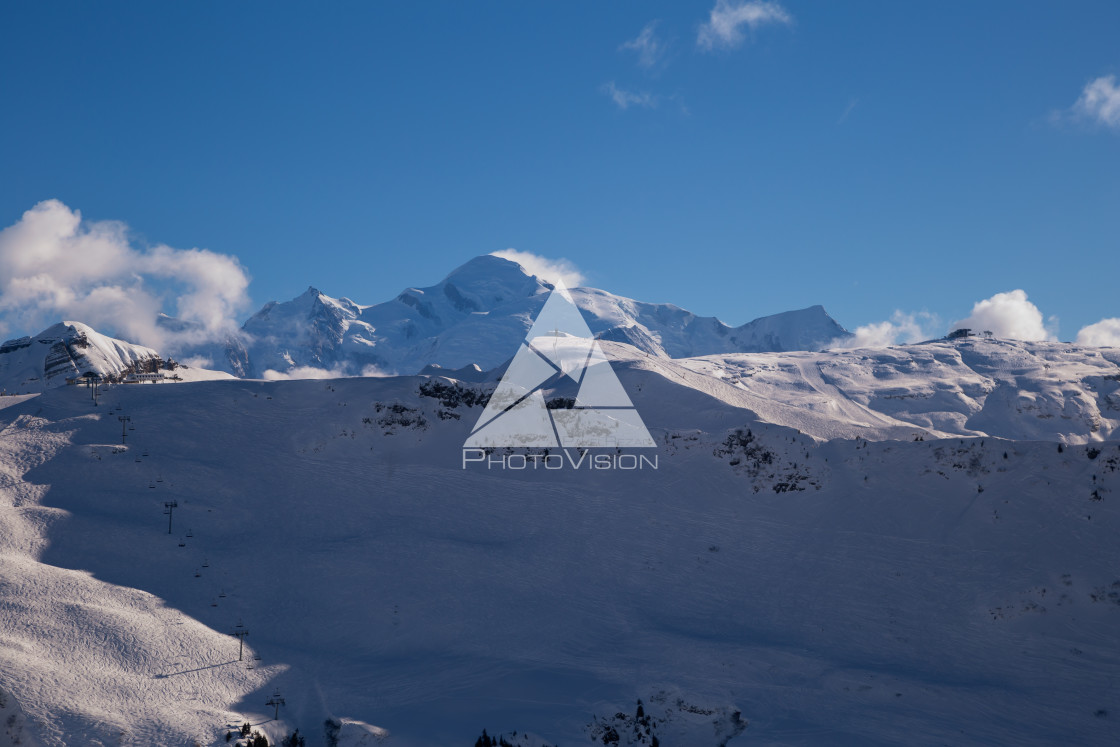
[239,287,384,377]
[226,255,849,376]
[0,322,164,394]
[0,352,1117,746]
[0,322,234,395]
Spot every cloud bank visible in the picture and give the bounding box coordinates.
[697,0,793,51]
[1077,318,1120,347]
[835,290,1120,350]
[490,249,586,287]
[950,290,1055,341]
[0,200,250,351]
[830,311,940,350]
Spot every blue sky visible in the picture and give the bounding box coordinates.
[1,1,1118,343]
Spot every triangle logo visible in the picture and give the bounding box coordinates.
[464,280,656,449]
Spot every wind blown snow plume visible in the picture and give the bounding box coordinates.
[830,311,938,349]
[0,200,250,350]
[1076,317,1120,347]
[951,290,1054,341]
[697,0,792,51]
[489,249,586,287]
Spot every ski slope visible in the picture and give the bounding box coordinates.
[0,344,1118,745]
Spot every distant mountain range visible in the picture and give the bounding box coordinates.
[183,254,852,377]
[2,254,851,393]
[4,296,1120,446]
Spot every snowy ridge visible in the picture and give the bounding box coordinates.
[223,256,849,377]
[680,336,1120,443]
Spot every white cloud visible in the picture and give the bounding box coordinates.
[1076,318,1120,347]
[950,290,1055,341]
[601,81,658,110]
[261,365,349,381]
[490,249,586,287]
[260,363,390,380]
[1070,74,1120,130]
[360,364,390,377]
[697,0,793,51]
[178,355,215,369]
[620,21,667,70]
[829,311,940,350]
[0,200,250,350]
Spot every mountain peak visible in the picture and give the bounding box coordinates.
[444,254,523,277]
[428,255,547,311]
[43,320,99,340]
[441,255,546,293]
[0,320,162,393]
[729,305,849,353]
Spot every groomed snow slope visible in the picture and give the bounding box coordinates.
[0,351,1118,745]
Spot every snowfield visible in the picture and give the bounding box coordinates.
[0,336,1118,746]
